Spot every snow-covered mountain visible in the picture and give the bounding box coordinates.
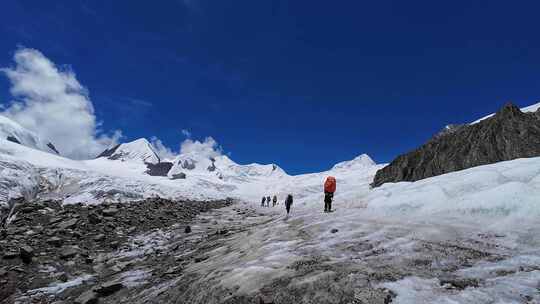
[0,114,59,155]
[3,105,540,304]
[96,138,160,164]
[166,152,287,181]
[0,132,381,206]
[331,154,375,170]
[4,101,540,210]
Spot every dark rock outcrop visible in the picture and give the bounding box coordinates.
[6,136,21,144]
[145,162,173,176]
[372,103,540,187]
[95,144,120,158]
[181,159,196,170]
[47,142,60,154]
[171,172,187,180]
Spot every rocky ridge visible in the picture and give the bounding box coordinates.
[372,103,540,187]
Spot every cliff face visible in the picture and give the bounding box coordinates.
[372,103,540,187]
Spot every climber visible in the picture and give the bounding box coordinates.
[284,194,293,214]
[261,196,266,207]
[324,176,336,212]
[272,195,277,207]
[266,196,271,207]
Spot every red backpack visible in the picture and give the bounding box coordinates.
[324,176,336,193]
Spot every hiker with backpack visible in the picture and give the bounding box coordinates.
[266,196,271,207]
[272,195,277,207]
[284,194,293,215]
[324,176,336,212]
[261,196,266,207]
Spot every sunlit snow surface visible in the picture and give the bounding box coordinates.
[2,135,540,302]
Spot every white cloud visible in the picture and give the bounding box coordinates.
[180,136,222,158]
[0,48,121,159]
[150,136,177,161]
[181,129,191,138]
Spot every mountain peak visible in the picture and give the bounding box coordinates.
[97,138,160,164]
[332,154,375,170]
[491,102,524,121]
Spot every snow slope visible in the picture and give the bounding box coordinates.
[208,156,540,303]
[0,139,235,204]
[96,138,160,164]
[2,103,540,302]
[0,114,59,154]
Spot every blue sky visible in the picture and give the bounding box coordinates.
[1,1,539,174]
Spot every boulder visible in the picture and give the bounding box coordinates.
[194,255,209,263]
[74,290,98,304]
[46,237,63,247]
[57,218,78,230]
[60,247,79,260]
[88,213,102,224]
[93,280,124,296]
[102,208,118,217]
[171,172,187,180]
[19,245,34,264]
[93,234,106,242]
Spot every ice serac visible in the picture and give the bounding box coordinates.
[96,138,160,164]
[0,114,59,155]
[372,102,540,187]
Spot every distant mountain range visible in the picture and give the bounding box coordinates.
[3,101,540,205]
[0,113,381,205]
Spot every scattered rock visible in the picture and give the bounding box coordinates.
[185,226,192,233]
[0,197,233,302]
[330,228,339,233]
